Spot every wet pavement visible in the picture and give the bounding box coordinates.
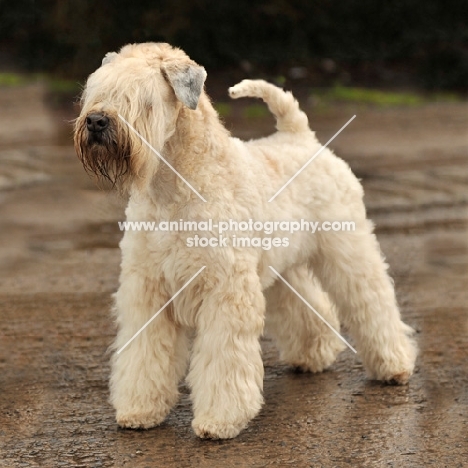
[0,84,467,467]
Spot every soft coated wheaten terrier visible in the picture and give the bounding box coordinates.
[74,42,416,439]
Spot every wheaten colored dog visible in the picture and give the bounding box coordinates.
[74,42,417,439]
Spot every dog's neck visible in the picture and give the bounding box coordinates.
[142,93,231,207]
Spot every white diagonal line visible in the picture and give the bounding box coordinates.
[269,266,357,353]
[268,115,356,202]
[118,114,207,202]
[117,266,206,354]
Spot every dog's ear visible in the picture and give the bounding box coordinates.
[102,52,117,66]
[161,61,207,110]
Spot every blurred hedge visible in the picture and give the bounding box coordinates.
[0,0,467,89]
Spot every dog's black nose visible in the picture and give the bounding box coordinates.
[86,113,109,132]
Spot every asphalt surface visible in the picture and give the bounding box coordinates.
[0,84,467,467]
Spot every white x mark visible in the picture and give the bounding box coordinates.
[118,114,207,202]
[269,266,357,353]
[117,266,206,354]
[268,115,356,202]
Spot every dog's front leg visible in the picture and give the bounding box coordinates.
[110,268,189,429]
[187,264,265,439]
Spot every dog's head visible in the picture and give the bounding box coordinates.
[74,42,207,189]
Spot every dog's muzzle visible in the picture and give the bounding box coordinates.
[86,112,110,144]
[75,110,133,186]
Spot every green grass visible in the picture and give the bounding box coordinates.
[46,78,81,93]
[214,102,232,118]
[321,86,423,106]
[313,85,461,108]
[0,72,81,94]
[243,103,270,119]
[0,72,29,87]
[215,101,271,119]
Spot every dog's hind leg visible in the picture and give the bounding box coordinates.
[265,264,345,372]
[110,260,189,429]
[313,220,417,384]
[187,261,265,439]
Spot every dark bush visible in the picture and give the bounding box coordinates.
[0,0,466,89]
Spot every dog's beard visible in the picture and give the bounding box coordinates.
[74,118,133,188]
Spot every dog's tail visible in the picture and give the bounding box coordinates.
[228,79,309,133]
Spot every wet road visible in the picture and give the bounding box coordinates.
[0,85,467,467]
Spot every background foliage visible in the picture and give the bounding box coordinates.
[0,0,467,89]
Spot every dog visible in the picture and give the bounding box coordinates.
[74,42,417,439]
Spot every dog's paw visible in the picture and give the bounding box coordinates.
[369,367,413,386]
[116,410,167,430]
[366,337,417,386]
[370,364,415,386]
[371,359,415,386]
[285,335,346,373]
[384,370,412,386]
[192,418,246,439]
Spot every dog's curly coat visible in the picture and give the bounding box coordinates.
[74,42,417,439]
